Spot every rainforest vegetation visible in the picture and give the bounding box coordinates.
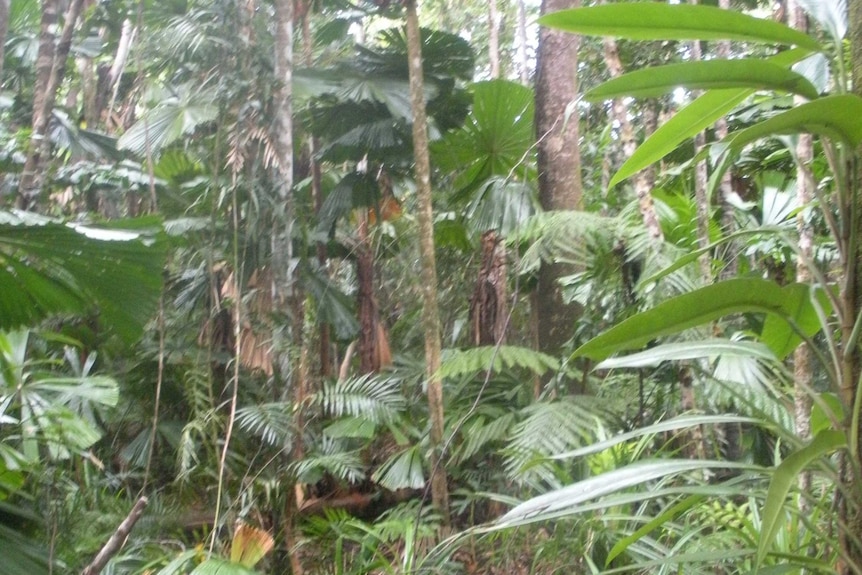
[2,0,862,572]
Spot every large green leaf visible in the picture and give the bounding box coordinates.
[728,94,862,149]
[795,0,847,43]
[0,213,166,343]
[609,49,810,188]
[574,278,803,361]
[539,4,821,51]
[595,339,778,370]
[756,430,846,568]
[759,284,832,360]
[587,60,819,101]
[495,459,751,528]
[433,80,535,193]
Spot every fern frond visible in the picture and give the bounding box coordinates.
[235,402,293,447]
[439,345,560,379]
[452,412,516,464]
[504,397,609,488]
[317,374,406,424]
[289,437,365,484]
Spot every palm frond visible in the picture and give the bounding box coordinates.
[317,374,406,424]
[451,412,516,464]
[504,397,609,488]
[235,402,294,448]
[371,445,425,490]
[289,438,365,484]
[439,345,560,379]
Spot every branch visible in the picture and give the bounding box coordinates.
[81,496,149,575]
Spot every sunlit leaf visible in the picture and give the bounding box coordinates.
[727,94,862,149]
[587,60,819,101]
[539,4,821,51]
[596,339,778,369]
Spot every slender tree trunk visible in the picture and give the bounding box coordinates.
[787,0,814,508]
[534,0,584,367]
[405,0,451,527]
[488,0,501,78]
[844,0,862,571]
[516,0,529,84]
[0,0,10,81]
[17,0,60,209]
[715,0,737,280]
[602,36,662,242]
[272,0,303,571]
[103,18,136,127]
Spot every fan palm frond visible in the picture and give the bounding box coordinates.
[439,345,560,380]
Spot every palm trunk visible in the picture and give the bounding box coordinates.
[534,0,584,365]
[405,0,451,527]
[18,0,85,210]
[470,230,508,346]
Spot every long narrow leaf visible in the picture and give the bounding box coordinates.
[728,94,862,149]
[539,4,821,51]
[756,430,846,568]
[574,278,790,361]
[587,60,819,101]
[495,459,751,528]
[596,339,778,369]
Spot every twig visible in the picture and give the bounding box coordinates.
[81,496,149,575]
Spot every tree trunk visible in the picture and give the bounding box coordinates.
[516,0,529,84]
[488,0,501,78]
[787,0,814,509]
[602,36,662,242]
[534,0,584,364]
[405,0,451,527]
[18,0,85,210]
[0,0,10,80]
[470,230,508,346]
[844,0,862,570]
[272,0,303,571]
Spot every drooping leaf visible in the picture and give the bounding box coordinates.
[727,94,862,149]
[596,339,778,370]
[539,4,821,51]
[0,213,166,343]
[756,430,846,568]
[574,278,791,361]
[495,459,751,528]
[586,60,819,101]
[547,414,761,461]
[609,49,810,187]
[759,284,832,359]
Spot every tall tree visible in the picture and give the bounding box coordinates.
[405,0,451,526]
[0,0,9,80]
[534,0,584,370]
[17,0,85,210]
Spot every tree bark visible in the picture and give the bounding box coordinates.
[18,0,85,210]
[844,0,862,570]
[470,230,508,346]
[0,0,10,81]
[405,0,451,527]
[602,36,663,242]
[488,0,501,78]
[81,497,148,575]
[534,0,584,364]
[516,0,529,84]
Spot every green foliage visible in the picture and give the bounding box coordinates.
[539,4,821,50]
[438,345,560,379]
[0,213,167,344]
